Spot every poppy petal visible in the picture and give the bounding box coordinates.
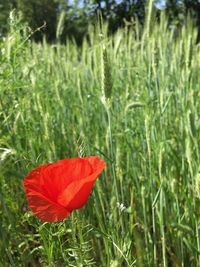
[24,165,71,222]
[39,158,93,201]
[24,189,71,222]
[24,163,51,194]
[57,156,106,209]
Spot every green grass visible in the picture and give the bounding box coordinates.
[1,9,200,267]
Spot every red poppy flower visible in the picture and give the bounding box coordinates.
[24,156,106,222]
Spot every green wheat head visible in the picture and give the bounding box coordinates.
[102,47,112,100]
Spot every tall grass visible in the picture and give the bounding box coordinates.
[1,8,200,267]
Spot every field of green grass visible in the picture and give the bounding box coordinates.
[1,9,200,267]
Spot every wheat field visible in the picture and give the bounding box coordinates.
[1,9,200,267]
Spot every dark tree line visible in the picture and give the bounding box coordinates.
[0,0,200,43]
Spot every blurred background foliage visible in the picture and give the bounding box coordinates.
[0,0,200,44]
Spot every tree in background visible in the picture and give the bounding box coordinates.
[16,0,58,41]
[0,0,200,43]
[184,0,200,40]
[165,0,200,40]
[166,0,185,25]
[58,0,95,44]
[92,0,146,32]
[0,0,16,37]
